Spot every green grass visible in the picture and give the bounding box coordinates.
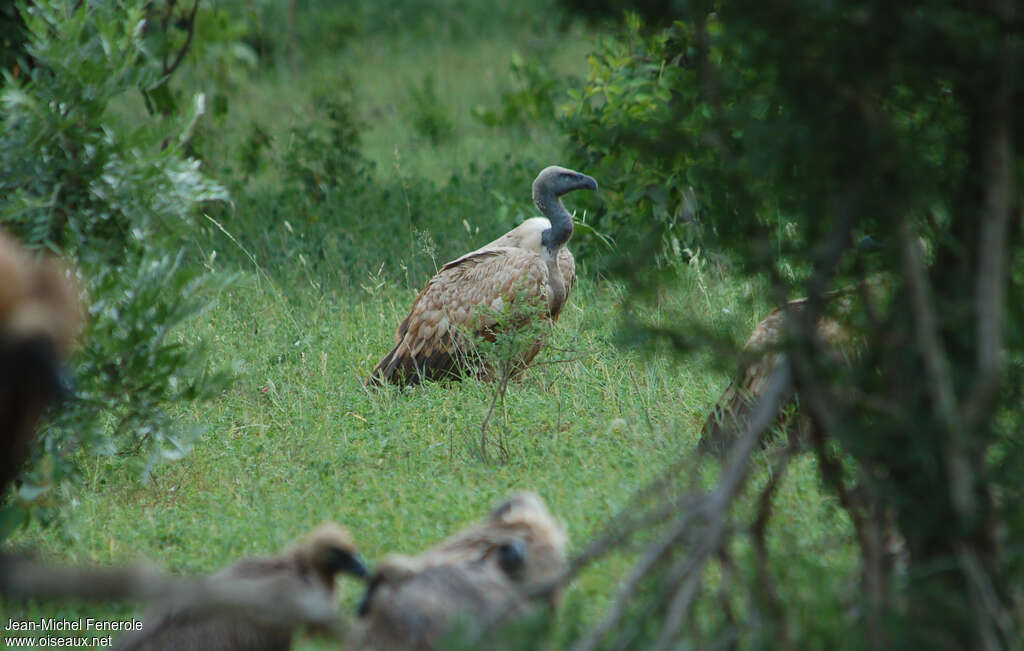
[4,270,725,645]
[3,3,861,648]
[5,265,857,648]
[188,15,595,186]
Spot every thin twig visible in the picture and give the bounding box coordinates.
[899,223,957,431]
[480,353,514,465]
[750,439,796,649]
[162,0,200,78]
[957,542,1022,651]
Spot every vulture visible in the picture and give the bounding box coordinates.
[0,231,81,494]
[367,165,597,386]
[113,523,368,651]
[698,295,853,454]
[353,492,568,650]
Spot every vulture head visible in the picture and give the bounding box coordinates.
[532,165,599,201]
[293,522,369,589]
[352,493,568,650]
[532,166,598,252]
[358,491,568,616]
[481,491,568,594]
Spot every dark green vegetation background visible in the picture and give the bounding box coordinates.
[2,1,1022,649]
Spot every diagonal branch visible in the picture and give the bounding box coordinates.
[570,360,793,651]
[899,222,957,429]
[162,0,200,79]
[900,222,973,522]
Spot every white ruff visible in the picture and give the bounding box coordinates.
[485,217,550,254]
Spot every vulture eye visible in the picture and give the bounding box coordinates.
[495,540,527,579]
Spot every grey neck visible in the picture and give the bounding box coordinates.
[534,193,573,254]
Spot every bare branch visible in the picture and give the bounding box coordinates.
[962,0,1014,431]
[900,222,978,525]
[749,439,796,649]
[900,223,957,431]
[957,542,1022,651]
[694,12,721,113]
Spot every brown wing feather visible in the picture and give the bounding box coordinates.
[115,556,305,651]
[481,218,575,308]
[115,524,363,651]
[368,248,549,386]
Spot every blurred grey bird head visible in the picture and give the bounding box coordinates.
[533,165,598,202]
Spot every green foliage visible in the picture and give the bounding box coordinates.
[467,295,552,463]
[237,121,273,177]
[0,0,232,532]
[188,5,260,118]
[280,93,369,204]
[408,74,457,146]
[473,53,563,127]
[561,2,1023,647]
[0,2,29,75]
[560,15,712,267]
[206,0,567,70]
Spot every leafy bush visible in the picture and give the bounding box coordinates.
[473,53,563,128]
[558,4,1023,648]
[280,93,369,204]
[408,74,457,146]
[0,1,232,532]
[559,15,708,267]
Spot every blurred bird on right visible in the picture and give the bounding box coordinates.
[698,293,855,455]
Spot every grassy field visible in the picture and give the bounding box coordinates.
[4,3,859,648]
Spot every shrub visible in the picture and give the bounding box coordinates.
[408,74,457,146]
[281,93,369,205]
[557,4,1023,648]
[473,53,562,128]
[0,1,232,533]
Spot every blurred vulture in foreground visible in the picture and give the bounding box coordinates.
[367,165,597,386]
[0,231,81,494]
[113,523,368,651]
[353,492,568,650]
[698,294,854,454]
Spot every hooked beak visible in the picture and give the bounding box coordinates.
[324,546,369,580]
[342,552,369,579]
[580,174,598,192]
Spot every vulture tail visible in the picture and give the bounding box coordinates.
[367,344,407,387]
